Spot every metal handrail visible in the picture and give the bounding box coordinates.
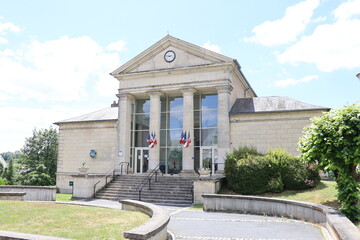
[135,164,160,201]
[94,162,129,198]
[119,162,129,175]
[93,166,117,198]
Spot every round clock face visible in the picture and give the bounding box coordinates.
[164,50,176,62]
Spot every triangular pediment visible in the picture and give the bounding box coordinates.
[111,35,234,76]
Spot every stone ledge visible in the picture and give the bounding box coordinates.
[0,230,73,240]
[202,194,360,240]
[0,185,55,190]
[0,192,26,201]
[120,199,170,240]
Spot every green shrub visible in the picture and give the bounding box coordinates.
[225,147,320,195]
[267,173,284,193]
[0,178,7,185]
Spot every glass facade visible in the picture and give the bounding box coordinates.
[131,99,150,173]
[129,93,218,174]
[160,96,183,174]
[194,93,218,170]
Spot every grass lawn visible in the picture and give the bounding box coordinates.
[219,180,360,227]
[0,201,149,240]
[260,181,340,208]
[219,180,340,208]
[56,193,73,202]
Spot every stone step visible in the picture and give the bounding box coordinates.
[95,174,194,205]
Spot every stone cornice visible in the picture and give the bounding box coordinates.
[114,62,234,80]
[118,78,230,96]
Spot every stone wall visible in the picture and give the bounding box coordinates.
[202,194,360,240]
[0,186,56,201]
[230,110,324,155]
[56,120,117,194]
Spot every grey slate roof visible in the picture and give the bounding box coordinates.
[230,96,330,114]
[54,107,118,124]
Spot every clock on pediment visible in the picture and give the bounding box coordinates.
[164,50,176,63]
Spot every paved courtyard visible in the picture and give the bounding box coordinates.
[167,207,326,240]
[72,200,330,240]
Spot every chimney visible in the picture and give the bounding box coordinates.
[111,100,118,108]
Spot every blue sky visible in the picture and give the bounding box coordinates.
[0,0,359,152]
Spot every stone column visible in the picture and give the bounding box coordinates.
[148,91,162,171]
[216,85,231,174]
[180,88,196,176]
[117,93,134,170]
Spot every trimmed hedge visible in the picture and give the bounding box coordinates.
[225,147,320,195]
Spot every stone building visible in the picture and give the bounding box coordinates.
[55,35,329,197]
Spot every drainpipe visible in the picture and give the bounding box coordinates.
[243,87,250,98]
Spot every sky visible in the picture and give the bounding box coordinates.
[0,0,359,153]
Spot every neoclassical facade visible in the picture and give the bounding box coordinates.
[55,36,329,195]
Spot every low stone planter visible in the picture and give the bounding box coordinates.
[0,186,56,201]
[202,194,360,240]
[0,192,26,201]
[198,169,211,176]
[120,199,170,240]
[78,167,89,173]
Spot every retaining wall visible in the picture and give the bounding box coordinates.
[120,199,170,240]
[0,186,56,201]
[203,194,360,240]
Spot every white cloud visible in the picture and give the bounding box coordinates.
[278,19,360,72]
[274,75,318,87]
[0,36,123,102]
[0,105,105,152]
[0,21,21,34]
[106,40,126,52]
[244,0,320,46]
[313,16,327,22]
[202,41,221,53]
[333,0,360,20]
[0,21,21,44]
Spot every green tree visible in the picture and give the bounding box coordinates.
[3,159,15,185]
[298,103,360,222]
[0,161,3,176]
[19,126,58,186]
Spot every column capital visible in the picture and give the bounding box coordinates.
[216,85,233,94]
[180,87,197,95]
[116,92,135,101]
[147,90,163,97]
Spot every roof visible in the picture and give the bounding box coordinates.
[54,107,118,124]
[230,96,330,114]
[110,35,234,76]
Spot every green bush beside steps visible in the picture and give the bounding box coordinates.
[224,147,320,195]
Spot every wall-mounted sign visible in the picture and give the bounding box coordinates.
[90,150,97,158]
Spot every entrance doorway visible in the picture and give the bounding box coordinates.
[200,147,218,175]
[134,147,149,174]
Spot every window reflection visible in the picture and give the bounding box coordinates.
[201,94,218,110]
[169,97,183,112]
[136,99,150,113]
[201,129,218,145]
[202,110,218,128]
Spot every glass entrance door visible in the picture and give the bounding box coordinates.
[200,147,218,175]
[134,148,149,174]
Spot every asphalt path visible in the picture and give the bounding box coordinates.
[70,200,329,240]
[166,206,327,240]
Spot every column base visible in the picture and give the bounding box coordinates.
[179,170,197,177]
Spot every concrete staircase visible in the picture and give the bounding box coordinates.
[95,175,194,205]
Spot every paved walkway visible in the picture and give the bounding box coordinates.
[70,199,329,240]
